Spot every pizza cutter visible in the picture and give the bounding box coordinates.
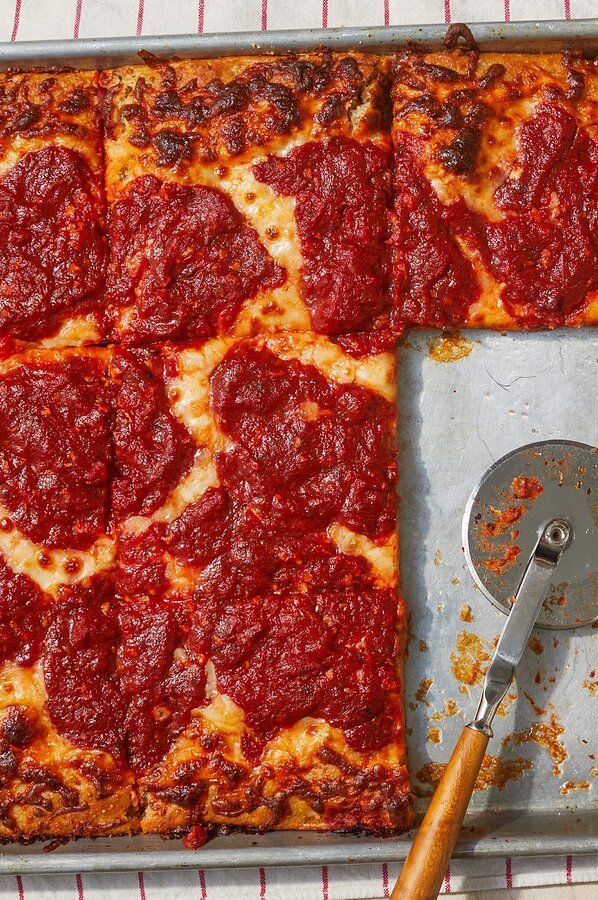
[393,439,597,900]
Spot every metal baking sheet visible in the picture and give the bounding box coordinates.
[0,21,596,874]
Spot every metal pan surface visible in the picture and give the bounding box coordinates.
[0,21,596,874]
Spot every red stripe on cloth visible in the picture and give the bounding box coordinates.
[443,864,452,893]
[199,869,207,899]
[10,0,21,41]
[444,0,451,23]
[198,0,204,33]
[137,872,147,900]
[382,863,390,898]
[564,0,571,18]
[136,0,144,36]
[259,867,267,899]
[73,0,83,38]
[504,0,510,21]
[506,857,513,889]
[384,0,390,26]
[321,866,329,900]
[76,874,84,900]
[322,0,328,28]
[15,876,24,900]
[566,855,573,884]
[261,0,267,30]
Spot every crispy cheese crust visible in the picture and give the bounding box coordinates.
[101,53,394,347]
[391,50,598,329]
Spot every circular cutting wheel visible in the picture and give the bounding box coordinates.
[463,439,597,629]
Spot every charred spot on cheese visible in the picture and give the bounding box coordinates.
[0,147,106,341]
[107,176,286,343]
[105,51,375,162]
[0,706,38,748]
[0,352,111,550]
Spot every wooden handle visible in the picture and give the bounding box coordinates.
[391,725,489,900]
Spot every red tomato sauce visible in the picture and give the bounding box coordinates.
[111,349,196,521]
[0,146,106,340]
[0,556,47,668]
[210,344,397,540]
[118,597,206,773]
[0,355,111,550]
[43,577,125,760]
[107,176,285,343]
[254,137,394,345]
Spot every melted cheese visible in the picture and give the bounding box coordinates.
[328,524,396,587]
[262,332,396,401]
[0,506,114,596]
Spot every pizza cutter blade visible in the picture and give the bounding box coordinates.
[392,440,597,900]
[463,439,597,629]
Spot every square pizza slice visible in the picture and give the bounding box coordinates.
[102,53,398,354]
[0,71,107,347]
[111,333,411,834]
[391,49,598,329]
[0,347,135,840]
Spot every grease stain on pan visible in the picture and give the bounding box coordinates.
[503,706,568,776]
[415,754,532,797]
[427,331,475,363]
[430,698,461,721]
[450,630,492,696]
[560,781,590,795]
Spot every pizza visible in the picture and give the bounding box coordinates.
[0,36,596,845]
[0,347,134,839]
[391,48,598,329]
[0,71,107,347]
[111,333,408,833]
[101,52,397,353]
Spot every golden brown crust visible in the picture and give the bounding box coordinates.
[0,664,136,840]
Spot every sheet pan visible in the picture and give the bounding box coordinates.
[0,20,596,873]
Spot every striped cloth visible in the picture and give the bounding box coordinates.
[0,1,597,897]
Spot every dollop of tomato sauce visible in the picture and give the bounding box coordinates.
[170,489,377,605]
[0,557,47,667]
[391,137,480,326]
[111,349,196,520]
[210,344,397,540]
[189,586,398,755]
[118,598,206,773]
[0,355,111,550]
[478,104,597,325]
[43,577,125,759]
[107,176,285,343]
[0,146,106,340]
[253,137,393,340]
